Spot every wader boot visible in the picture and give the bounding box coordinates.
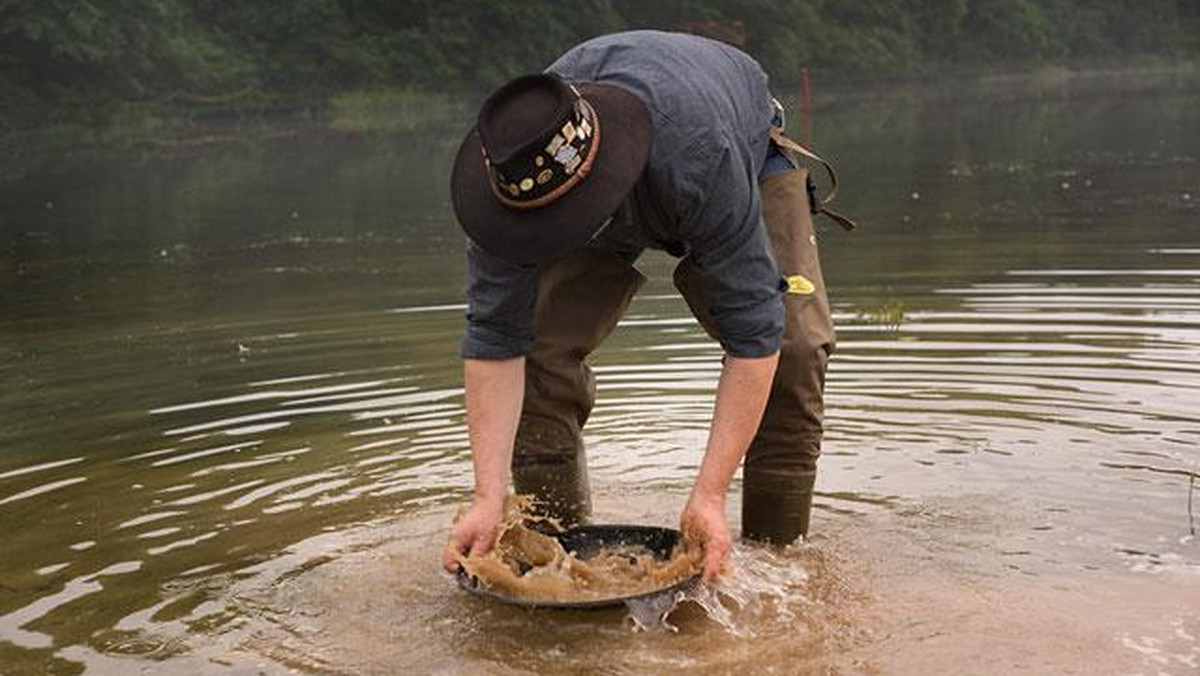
[742,467,817,543]
[675,144,836,545]
[512,414,592,527]
[512,247,644,527]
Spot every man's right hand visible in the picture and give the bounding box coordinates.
[442,496,506,573]
[445,358,524,573]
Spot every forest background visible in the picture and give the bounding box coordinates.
[3,0,1199,130]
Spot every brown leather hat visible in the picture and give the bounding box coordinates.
[450,73,652,265]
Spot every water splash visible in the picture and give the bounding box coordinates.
[625,587,690,633]
[625,539,821,635]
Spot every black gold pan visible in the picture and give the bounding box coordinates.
[455,524,700,609]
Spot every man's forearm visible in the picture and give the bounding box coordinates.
[693,353,780,500]
[463,357,526,503]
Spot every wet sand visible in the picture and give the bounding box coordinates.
[454,497,699,606]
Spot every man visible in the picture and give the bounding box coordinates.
[442,30,846,582]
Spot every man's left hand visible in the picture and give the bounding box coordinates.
[680,491,732,583]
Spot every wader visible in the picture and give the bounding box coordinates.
[513,133,838,545]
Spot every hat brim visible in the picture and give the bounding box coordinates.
[451,83,652,266]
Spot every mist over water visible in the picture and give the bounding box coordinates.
[2,75,1199,674]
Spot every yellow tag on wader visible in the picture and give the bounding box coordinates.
[785,274,815,295]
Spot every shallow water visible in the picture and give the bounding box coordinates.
[2,74,1199,674]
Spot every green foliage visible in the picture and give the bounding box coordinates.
[1,2,171,103]
[2,0,1200,128]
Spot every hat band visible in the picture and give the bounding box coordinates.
[486,98,602,211]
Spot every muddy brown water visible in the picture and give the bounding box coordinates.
[2,74,1199,674]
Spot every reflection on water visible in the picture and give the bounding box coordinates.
[2,77,1199,674]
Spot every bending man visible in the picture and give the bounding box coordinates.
[443,30,840,581]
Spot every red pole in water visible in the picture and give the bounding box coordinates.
[799,66,812,145]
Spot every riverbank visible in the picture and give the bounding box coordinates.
[0,86,468,156]
[2,61,1198,157]
[802,59,1200,112]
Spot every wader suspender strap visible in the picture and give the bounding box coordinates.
[769,127,857,231]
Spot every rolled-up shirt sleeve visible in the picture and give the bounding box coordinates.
[680,142,785,358]
[463,241,539,359]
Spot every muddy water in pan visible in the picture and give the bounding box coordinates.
[2,75,1199,674]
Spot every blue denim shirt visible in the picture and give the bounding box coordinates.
[463,30,786,359]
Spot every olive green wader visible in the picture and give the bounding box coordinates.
[513,140,836,545]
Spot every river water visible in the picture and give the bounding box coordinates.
[2,73,1199,675]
